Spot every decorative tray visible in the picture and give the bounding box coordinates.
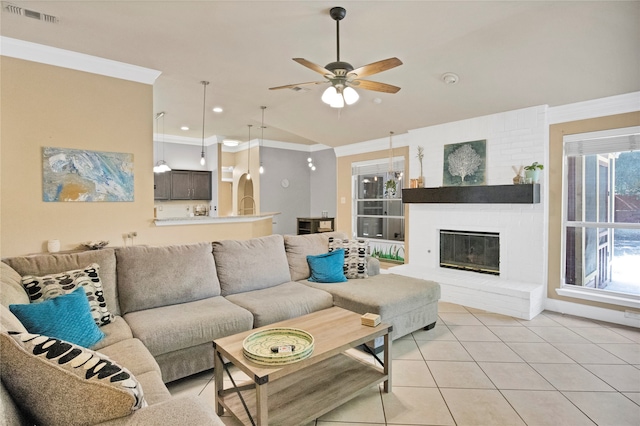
[242,327,314,366]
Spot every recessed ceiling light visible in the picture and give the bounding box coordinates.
[223,139,239,147]
[213,107,223,113]
[180,126,189,131]
[373,98,382,104]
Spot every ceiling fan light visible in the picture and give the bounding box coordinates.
[321,86,338,105]
[343,86,359,105]
[330,94,344,108]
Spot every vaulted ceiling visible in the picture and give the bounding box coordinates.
[2,1,639,147]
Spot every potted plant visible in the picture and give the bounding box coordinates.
[385,178,397,197]
[523,162,543,183]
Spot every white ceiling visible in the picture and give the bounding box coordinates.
[2,1,639,147]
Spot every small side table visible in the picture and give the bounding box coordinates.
[297,217,334,235]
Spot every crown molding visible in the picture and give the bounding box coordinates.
[334,132,410,157]
[548,92,640,125]
[155,133,219,146]
[1,37,161,84]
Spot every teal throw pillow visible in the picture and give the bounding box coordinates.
[307,249,348,283]
[9,287,104,348]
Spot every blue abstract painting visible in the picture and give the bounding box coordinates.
[42,147,134,202]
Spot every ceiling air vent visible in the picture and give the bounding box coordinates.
[4,3,59,23]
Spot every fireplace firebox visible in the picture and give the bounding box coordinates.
[440,230,500,275]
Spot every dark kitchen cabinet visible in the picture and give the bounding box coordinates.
[153,172,171,200]
[170,170,212,200]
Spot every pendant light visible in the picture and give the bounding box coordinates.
[153,112,171,173]
[199,81,209,166]
[388,131,394,173]
[259,106,266,174]
[246,124,252,180]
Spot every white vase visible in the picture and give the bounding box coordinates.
[47,239,60,253]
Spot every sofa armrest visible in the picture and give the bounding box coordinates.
[367,256,381,276]
[96,395,224,426]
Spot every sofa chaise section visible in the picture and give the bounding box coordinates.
[284,233,441,341]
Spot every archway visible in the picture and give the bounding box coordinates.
[237,173,255,215]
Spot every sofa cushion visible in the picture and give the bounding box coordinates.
[97,338,161,377]
[329,237,369,279]
[0,304,27,334]
[304,273,440,319]
[123,296,253,357]
[10,287,105,348]
[307,249,348,283]
[3,249,120,316]
[116,243,220,314]
[0,331,145,426]
[213,234,291,296]
[91,315,134,351]
[21,263,115,327]
[283,232,345,281]
[225,281,334,328]
[0,262,30,307]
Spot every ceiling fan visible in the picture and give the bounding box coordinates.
[269,6,402,108]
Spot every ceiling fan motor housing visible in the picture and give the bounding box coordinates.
[325,61,354,76]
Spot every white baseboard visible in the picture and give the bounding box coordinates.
[544,298,640,328]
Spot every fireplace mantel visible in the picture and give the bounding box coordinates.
[402,184,540,204]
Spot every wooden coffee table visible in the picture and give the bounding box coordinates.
[213,306,392,426]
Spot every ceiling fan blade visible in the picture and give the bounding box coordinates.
[293,58,335,77]
[348,57,402,79]
[269,81,328,90]
[351,79,401,94]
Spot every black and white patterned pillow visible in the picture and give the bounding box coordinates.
[21,263,114,327]
[329,238,369,279]
[0,331,146,425]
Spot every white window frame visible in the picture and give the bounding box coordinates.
[559,126,640,309]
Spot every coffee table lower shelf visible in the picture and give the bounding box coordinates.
[218,352,387,426]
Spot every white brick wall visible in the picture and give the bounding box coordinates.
[392,105,549,318]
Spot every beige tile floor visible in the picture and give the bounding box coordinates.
[167,302,640,425]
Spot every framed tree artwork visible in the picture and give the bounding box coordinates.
[443,139,486,186]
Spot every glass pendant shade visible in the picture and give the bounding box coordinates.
[343,86,359,105]
[330,94,344,108]
[321,86,338,105]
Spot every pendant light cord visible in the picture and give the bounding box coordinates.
[201,81,209,158]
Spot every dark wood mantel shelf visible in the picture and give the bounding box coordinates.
[402,184,540,204]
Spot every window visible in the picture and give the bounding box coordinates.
[562,127,640,303]
[352,158,405,262]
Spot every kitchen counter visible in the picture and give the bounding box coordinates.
[154,212,280,227]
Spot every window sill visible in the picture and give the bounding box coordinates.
[556,287,640,309]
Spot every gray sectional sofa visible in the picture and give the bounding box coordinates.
[1,232,440,425]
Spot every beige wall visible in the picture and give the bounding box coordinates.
[1,57,270,257]
[547,111,640,311]
[336,146,410,260]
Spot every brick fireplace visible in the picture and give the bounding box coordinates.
[388,105,548,320]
